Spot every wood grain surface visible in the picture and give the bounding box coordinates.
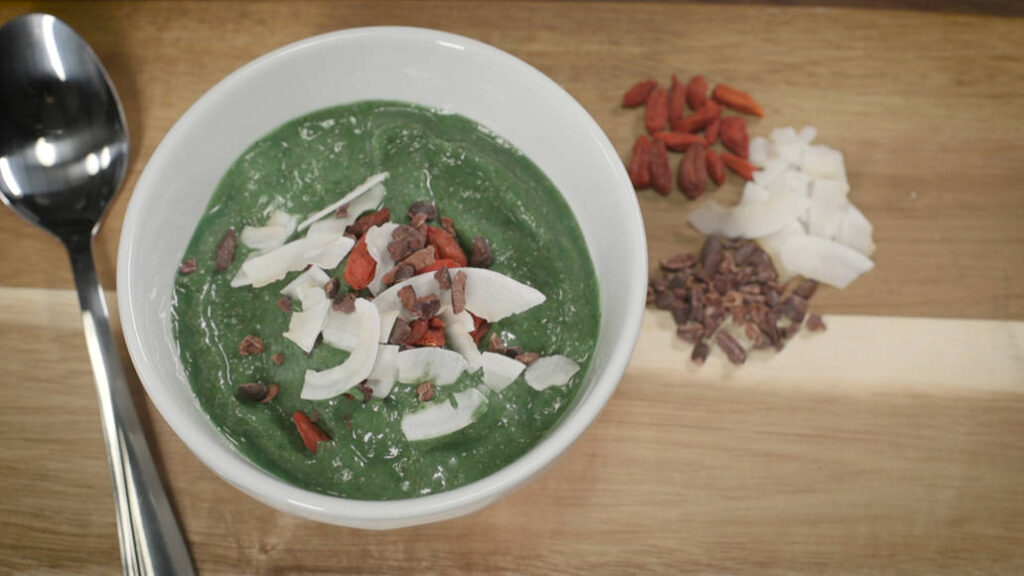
[1,2,1023,575]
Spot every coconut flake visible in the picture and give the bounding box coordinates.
[240,210,297,250]
[296,172,389,231]
[306,183,386,239]
[307,237,356,270]
[749,137,773,168]
[775,141,805,167]
[241,235,354,287]
[798,125,818,143]
[753,158,789,189]
[397,347,469,386]
[524,355,580,391]
[740,182,771,205]
[230,254,257,287]
[460,268,546,323]
[770,127,801,146]
[808,180,851,240]
[757,221,806,282]
[482,352,525,393]
[281,267,330,300]
[283,299,331,353]
[441,309,483,372]
[837,204,875,256]
[801,144,847,182]
[687,190,808,239]
[780,235,875,289]
[300,299,380,400]
[364,222,400,295]
[780,168,811,198]
[366,344,400,398]
[322,307,360,351]
[401,388,488,442]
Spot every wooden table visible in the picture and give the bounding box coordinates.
[1,2,1022,574]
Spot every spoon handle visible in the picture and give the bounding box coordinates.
[67,240,196,576]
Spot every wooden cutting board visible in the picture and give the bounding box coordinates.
[0,1,1022,574]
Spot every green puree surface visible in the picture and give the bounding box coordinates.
[173,100,600,500]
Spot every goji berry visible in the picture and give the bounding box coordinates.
[705,117,720,145]
[672,101,720,133]
[720,116,749,158]
[678,143,708,200]
[668,75,686,128]
[469,313,490,345]
[649,140,671,196]
[622,80,658,108]
[345,208,391,238]
[653,131,705,152]
[706,148,726,186]
[425,226,467,267]
[645,87,668,133]
[712,84,764,117]
[686,75,708,111]
[721,152,756,181]
[343,235,375,291]
[627,135,652,190]
[292,411,330,453]
[417,258,463,274]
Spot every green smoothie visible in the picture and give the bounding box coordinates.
[172,100,599,500]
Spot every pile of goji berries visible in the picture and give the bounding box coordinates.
[623,75,763,198]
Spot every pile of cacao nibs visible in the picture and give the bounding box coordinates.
[648,235,825,365]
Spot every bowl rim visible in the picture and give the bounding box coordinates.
[117,25,647,525]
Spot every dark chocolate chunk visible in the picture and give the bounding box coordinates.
[691,342,710,365]
[699,235,724,276]
[388,317,412,345]
[417,381,435,402]
[324,277,340,299]
[660,253,697,272]
[238,335,265,356]
[806,313,827,332]
[451,271,467,314]
[414,294,441,319]
[470,236,493,268]
[333,292,357,314]
[215,228,237,271]
[780,295,808,323]
[676,323,704,344]
[398,285,418,313]
[238,382,269,402]
[434,266,452,290]
[793,279,819,301]
[408,201,438,221]
[715,331,747,365]
[515,352,539,366]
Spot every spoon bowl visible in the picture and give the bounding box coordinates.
[0,13,193,575]
[0,13,127,240]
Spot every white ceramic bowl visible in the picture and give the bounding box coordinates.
[118,27,646,529]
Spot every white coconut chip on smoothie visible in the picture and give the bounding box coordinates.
[306,182,386,239]
[240,209,297,250]
[296,172,389,232]
[524,355,580,391]
[481,352,525,393]
[441,309,483,372]
[400,388,489,442]
[396,347,469,386]
[300,298,380,400]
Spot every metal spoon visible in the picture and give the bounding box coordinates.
[0,14,194,575]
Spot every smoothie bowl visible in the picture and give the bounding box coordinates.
[118,27,646,529]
